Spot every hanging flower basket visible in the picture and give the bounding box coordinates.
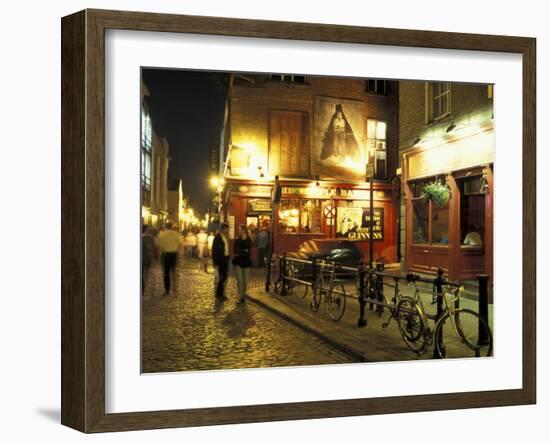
[421,180,450,208]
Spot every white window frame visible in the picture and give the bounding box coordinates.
[426,81,452,122]
[367,118,388,179]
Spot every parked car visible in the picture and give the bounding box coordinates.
[285,239,362,281]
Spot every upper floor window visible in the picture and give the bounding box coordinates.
[141,104,153,200]
[365,79,387,95]
[367,119,387,179]
[141,105,153,151]
[269,74,307,84]
[427,82,451,122]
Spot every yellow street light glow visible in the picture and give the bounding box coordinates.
[210,176,220,188]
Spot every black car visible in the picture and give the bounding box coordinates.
[285,239,362,281]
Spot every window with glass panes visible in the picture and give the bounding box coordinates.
[427,82,451,122]
[367,119,387,179]
[458,175,485,245]
[141,104,153,205]
[278,199,322,234]
[278,199,300,233]
[409,178,450,245]
[269,74,307,84]
[365,79,387,95]
[300,200,322,233]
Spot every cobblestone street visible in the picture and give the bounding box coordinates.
[141,253,353,373]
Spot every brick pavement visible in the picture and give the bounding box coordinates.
[141,253,354,373]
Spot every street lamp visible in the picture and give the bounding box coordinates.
[265,175,281,292]
[210,176,220,188]
[366,147,375,267]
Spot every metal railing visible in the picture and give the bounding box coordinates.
[267,253,490,337]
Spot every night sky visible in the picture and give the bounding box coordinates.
[141,69,227,215]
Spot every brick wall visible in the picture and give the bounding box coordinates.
[230,75,399,181]
[399,80,492,152]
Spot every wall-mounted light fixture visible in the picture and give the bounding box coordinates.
[413,136,422,146]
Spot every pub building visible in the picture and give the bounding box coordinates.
[217,74,401,264]
[399,81,494,283]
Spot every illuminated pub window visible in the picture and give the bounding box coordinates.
[300,200,322,233]
[427,82,451,122]
[278,199,300,233]
[458,175,485,246]
[141,104,153,205]
[279,199,322,234]
[367,119,387,179]
[410,179,449,245]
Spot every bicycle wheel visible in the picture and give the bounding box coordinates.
[327,282,346,321]
[311,276,324,312]
[396,297,428,354]
[434,308,493,358]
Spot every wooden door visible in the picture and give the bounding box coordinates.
[269,111,308,177]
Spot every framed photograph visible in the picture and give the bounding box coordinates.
[61,9,536,433]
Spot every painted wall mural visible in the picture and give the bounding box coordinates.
[313,96,367,181]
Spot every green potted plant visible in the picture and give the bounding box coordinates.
[422,180,450,208]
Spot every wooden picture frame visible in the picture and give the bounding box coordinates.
[61,9,536,433]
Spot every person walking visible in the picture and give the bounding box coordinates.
[156,221,182,295]
[212,223,230,300]
[197,228,209,272]
[256,226,270,268]
[141,224,158,295]
[233,225,253,304]
[184,230,197,258]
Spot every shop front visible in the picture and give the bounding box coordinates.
[403,127,494,282]
[222,178,399,264]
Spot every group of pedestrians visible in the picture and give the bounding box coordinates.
[211,223,254,303]
[142,221,269,303]
[183,228,213,259]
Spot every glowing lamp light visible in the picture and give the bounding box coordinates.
[210,176,220,188]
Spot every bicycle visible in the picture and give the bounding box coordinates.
[396,274,493,358]
[354,264,393,318]
[311,260,347,321]
[279,259,309,298]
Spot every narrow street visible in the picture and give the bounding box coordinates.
[141,253,353,373]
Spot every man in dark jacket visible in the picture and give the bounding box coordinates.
[211,223,230,299]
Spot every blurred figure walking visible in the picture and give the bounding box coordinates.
[184,230,197,258]
[212,223,230,300]
[141,225,158,295]
[233,225,253,304]
[256,226,270,268]
[156,222,182,295]
[197,228,209,272]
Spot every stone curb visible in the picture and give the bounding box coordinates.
[245,290,369,363]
